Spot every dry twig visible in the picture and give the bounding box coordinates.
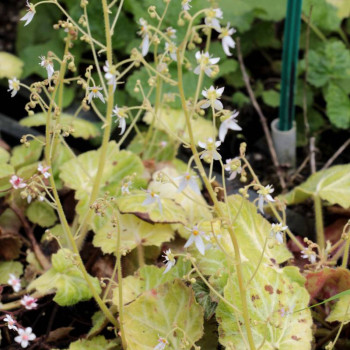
[321,138,350,170]
[236,38,286,189]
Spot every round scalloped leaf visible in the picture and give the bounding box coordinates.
[123,279,204,350]
[26,201,57,228]
[281,164,350,209]
[60,142,144,199]
[116,191,187,224]
[0,148,10,164]
[10,138,44,170]
[0,52,23,79]
[112,260,191,307]
[326,0,350,18]
[326,294,350,323]
[143,108,217,145]
[0,163,14,190]
[219,195,292,266]
[0,261,23,284]
[28,249,101,306]
[20,113,100,140]
[216,263,313,350]
[93,212,175,255]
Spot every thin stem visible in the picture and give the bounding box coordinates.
[110,0,125,35]
[341,221,350,268]
[314,194,325,250]
[176,49,256,350]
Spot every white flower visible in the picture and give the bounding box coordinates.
[175,173,200,194]
[8,274,21,292]
[159,140,168,148]
[204,232,222,250]
[301,250,317,264]
[39,56,54,79]
[204,8,223,32]
[37,163,50,178]
[163,249,176,274]
[257,185,275,213]
[280,303,295,317]
[154,337,169,350]
[198,138,221,161]
[218,23,236,56]
[142,190,162,213]
[10,175,27,190]
[112,105,127,135]
[165,42,177,61]
[103,61,117,91]
[4,314,17,331]
[165,27,176,39]
[14,327,36,348]
[20,1,36,26]
[184,226,206,255]
[225,158,242,180]
[88,86,105,104]
[219,110,241,142]
[138,18,150,56]
[21,295,38,310]
[201,86,224,110]
[8,78,20,97]
[271,223,288,244]
[182,0,192,11]
[121,181,132,195]
[194,51,220,77]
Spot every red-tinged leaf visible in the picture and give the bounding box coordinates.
[305,267,350,299]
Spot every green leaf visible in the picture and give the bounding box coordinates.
[325,83,350,129]
[193,280,217,320]
[0,148,10,164]
[142,108,217,146]
[262,90,280,108]
[66,336,119,350]
[26,201,57,228]
[112,261,191,307]
[245,0,288,21]
[93,213,175,255]
[10,138,44,170]
[123,279,204,350]
[303,0,341,32]
[87,311,108,338]
[0,52,23,79]
[0,261,23,284]
[281,164,350,208]
[220,0,255,32]
[326,294,350,323]
[60,142,144,200]
[28,249,101,306]
[326,0,350,18]
[307,41,350,87]
[216,263,313,349]
[116,191,188,225]
[0,163,15,189]
[42,224,70,249]
[20,113,100,140]
[223,195,292,266]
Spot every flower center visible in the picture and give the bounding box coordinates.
[193,229,199,236]
[206,90,218,100]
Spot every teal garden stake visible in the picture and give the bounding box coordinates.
[271,0,303,167]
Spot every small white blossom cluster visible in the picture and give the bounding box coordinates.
[3,273,38,348]
[3,314,36,348]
